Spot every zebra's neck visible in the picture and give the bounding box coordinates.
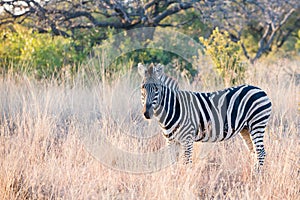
[153,86,181,137]
[159,75,179,90]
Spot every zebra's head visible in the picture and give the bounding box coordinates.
[138,63,164,119]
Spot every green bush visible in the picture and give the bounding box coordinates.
[0,24,82,79]
[200,28,246,86]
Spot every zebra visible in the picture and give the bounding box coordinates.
[138,63,272,169]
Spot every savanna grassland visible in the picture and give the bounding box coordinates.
[0,59,299,199]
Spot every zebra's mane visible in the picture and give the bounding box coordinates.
[158,72,179,90]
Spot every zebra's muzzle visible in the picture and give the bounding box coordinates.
[143,104,153,119]
[144,111,151,119]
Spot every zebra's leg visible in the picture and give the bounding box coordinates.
[249,126,267,171]
[167,140,181,161]
[240,128,255,153]
[180,139,194,164]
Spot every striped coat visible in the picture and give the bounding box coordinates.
[138,64,272,169]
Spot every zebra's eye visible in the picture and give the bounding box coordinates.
[155,86,159,92]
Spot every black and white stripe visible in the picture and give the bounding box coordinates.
[138,64,272,168]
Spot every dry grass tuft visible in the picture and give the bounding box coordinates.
[0,60,299,199]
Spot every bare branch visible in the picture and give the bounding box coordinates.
[153,2,194,25]
[279,8,295,27]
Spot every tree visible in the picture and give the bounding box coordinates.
[0,0,196,37]
[195,0,300,63]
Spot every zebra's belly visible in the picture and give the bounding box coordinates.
[195,129,240,143]
[161,120,244,143]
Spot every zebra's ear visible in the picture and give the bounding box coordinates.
[138,63,147,78]
[154,63,164,77]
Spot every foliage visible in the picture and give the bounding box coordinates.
[1,0,299,67]
[92,28,197,81]
[0,24,83,79]
[0,0,299,82]
[200,28,246,86]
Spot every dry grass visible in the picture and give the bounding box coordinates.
[0,59,299,199]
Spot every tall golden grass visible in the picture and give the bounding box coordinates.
[0,59,299,199]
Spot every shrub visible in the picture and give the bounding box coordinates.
[200,28,246,86]
[0,24,81,79]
